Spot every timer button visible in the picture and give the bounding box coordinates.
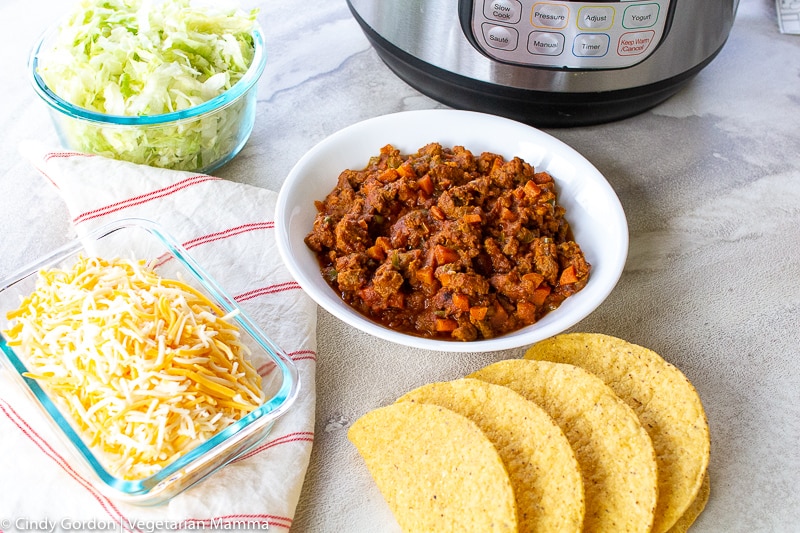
[483,0,523,24]
[482,23,520,50]
[623,3,660,29]
[577,7,615,30]
[531,2,570,29]
[573,33,610,57]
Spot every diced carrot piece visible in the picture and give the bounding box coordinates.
[415,266,436,286]
[532,285,551,306]
[463,213,482,224]
[430,205,446,220]
[559,265,578,285]
[387,293,405,309]
[500,207,516,221]
[435,317,458,332]
[469,306,488,321]
[524,180,542,198]
[452,293,470,312]
[397,162,417,179]
[375,236,392,251]
[513,187,526,200]
[517,301,537,323]
[533,171,553,184]
[378,168,400,182]
[417,174,434,195]
[522,272,544,288]
[434,245,459,265]
[366,245,386,261]
[438,271,453,287]
[490,301,508,327]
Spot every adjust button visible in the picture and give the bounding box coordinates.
[577,6,615,30]
[528,31,565,56]
[484,0,523,24]
[623,3,660,28]
[482,23,520,50]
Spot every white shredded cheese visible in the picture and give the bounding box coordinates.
[4,256,266,480]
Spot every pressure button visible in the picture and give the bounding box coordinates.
[531,3,569,29]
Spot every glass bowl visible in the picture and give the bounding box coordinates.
[28,21,267,174]
[0,218,299,505]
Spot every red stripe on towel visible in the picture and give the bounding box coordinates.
[232,431,315,464]
[0,399,140,533]
[182,513,292,530]
[258,350,317,377]
[73,175,220,224]
[235,281,302,302]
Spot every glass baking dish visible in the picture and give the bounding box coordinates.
[0,218,300,505]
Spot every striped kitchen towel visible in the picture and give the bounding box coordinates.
[0,144,316,532]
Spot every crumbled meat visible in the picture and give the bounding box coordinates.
[305,143,590,341]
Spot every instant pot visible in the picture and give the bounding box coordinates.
[347,0,740,126]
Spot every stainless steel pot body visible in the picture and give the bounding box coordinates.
[347,0,739,125]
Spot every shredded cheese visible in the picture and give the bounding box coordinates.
[4,256,266,480]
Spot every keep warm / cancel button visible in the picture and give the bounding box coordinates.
[617,30,655,56]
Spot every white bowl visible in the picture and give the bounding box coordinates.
[275,110,628,352]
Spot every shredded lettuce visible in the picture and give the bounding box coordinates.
[37,0,260,171]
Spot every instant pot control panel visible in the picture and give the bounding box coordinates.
[460,0,675,70]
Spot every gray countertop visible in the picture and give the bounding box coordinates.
[1,0,799,531]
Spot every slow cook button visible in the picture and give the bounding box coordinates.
[577,6,615,30]
[483,0,523,24]
[482,23,519,50]
[531,2,569,29]
[528,31,565,56]
[617,30,655,55]
[573,33,610,57]
[623,3,660,29]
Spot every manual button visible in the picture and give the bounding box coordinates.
[482,23,520,50]
[528,31,565,56]
[484,0,523,24]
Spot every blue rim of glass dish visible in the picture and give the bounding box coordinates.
[28,23,266,126]
[0,218,299,498]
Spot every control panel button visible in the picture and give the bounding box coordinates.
[623,3,660,28]
[469,0,672,69]
[484,0,523,24]
[617,30,655,55]
[573,33,610,56]
[482,23,520,50]
[577,6,615,30]
[531,2,570,29]
[528,31,566,55]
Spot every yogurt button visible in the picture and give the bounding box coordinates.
[623,3,660,28]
